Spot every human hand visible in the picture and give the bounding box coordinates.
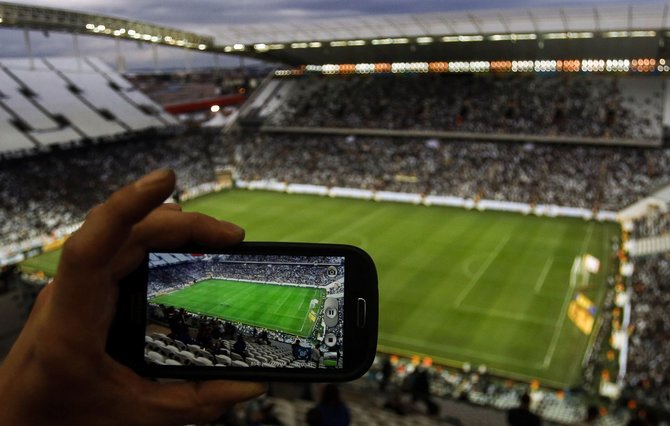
[0,169,266,425]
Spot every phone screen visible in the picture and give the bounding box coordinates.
[144,252,345,369]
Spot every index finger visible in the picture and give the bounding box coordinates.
[58,169,176,278]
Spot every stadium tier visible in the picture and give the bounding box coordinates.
[0,57,176,155]
[2,129,670,248]
[247,73,665,143]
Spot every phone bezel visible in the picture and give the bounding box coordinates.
[108,242,378,382]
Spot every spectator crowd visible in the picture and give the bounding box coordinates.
[2,127,669,249]
[625,253,670,411]
[265,74,663,140]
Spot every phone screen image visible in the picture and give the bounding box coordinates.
[144,252,345,369]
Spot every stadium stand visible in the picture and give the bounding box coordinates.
[2,128,670,247]
[625,253,670,411]
[259,74,663,141]
[0,57,176,155]
[6,58,127,138]
[232,133,670,211]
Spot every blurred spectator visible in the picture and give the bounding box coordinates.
[507,393,542,426]
[307,384,350,426]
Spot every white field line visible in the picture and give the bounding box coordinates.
[533,256,555,294]
[379,333,541,369]
[453,234,511,307]
[457,304,554,326]
[580,222,595,254]
[297,295,310,335]
[542,223,595,368]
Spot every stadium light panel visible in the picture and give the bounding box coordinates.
[268,43,285,49]
[604,31,629,38]
[254,43,269,52]
[416,37,433,44]
[291,42,309,48]
[347,40,366,46]
[128,29,136,36]
[569,32,594,39]
[330,40,348,47]
[308,42,322,48]
[210,105,220,113]
[392,38,410,44]
[198,44,206,50]
[371,38,393,45]
[459,35,484,42]
[85,23,95,30]
[514,33,537,40]
[544,32,567,39]
[233,43,245,50]
[631,30,656,37]
[489,34,512,41]
[441,36,460,42]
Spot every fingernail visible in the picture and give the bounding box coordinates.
[136,169,172,189]
[226,222,245,239]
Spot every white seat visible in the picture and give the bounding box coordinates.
[215,354,231,365]
[147,351,164,363]
[232,360,249,367]
[164,359,182,366]
[193,357,214,366]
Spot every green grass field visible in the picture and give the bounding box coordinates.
[150,279,324,337]
[21,189,619,387]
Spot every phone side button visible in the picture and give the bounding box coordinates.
[356,298,366,328]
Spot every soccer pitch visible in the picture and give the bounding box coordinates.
[22,189,619,387]
[150,279,324,337]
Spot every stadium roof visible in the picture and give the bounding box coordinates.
[216,4,669,45]
[220,3,670,64]
[0,2,669,65]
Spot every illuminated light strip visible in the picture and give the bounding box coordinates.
[273,58,665,76]
[489,33,538,42]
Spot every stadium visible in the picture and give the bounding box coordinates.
[0,1,669,424]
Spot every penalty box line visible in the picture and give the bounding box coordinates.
[542,222,594,369]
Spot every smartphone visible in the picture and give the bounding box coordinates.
[108,242,378,382]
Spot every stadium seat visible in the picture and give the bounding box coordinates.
[193,357,214,366]
[246,358,261,366]
[151,332,169,342]
[144,335,154,344]
[144,354,165,365]
[164,345,180,356]
[147,351,165,364]
[215,354,231,365]
[164,359,182,366]
[232,360,249,367]
[231,352,243,362]
[193,348,215,362]
[172,339,187,351]
[176,350,196,365]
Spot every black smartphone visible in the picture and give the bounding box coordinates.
[108,242,378,382]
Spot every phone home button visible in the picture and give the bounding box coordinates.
[356,298,366,328]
